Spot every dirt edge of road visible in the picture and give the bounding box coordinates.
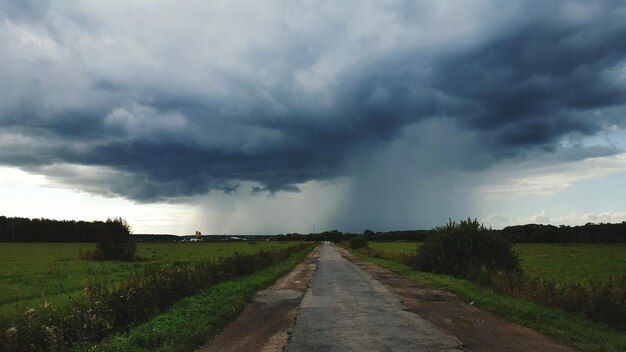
[196,245,320,352]
[335,246,577,352]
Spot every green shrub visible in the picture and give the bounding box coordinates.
[414,218,521,279]
[80,218,137,261]
[96,218,137,261]
[348,237,368,249]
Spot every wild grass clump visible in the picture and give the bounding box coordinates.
[0,243,310,352]
[413,218,521,280]
[490,273,626,329]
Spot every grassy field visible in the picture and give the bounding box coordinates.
[367,242,626,283]
[513,243,626,283]
[368,241,420,254]
[0,241,296,316]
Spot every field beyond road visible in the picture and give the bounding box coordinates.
[0,241,297,317]
[368,242,626,283]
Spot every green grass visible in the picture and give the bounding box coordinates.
[514,243,626,283]
[93,245,315,352]
[0,242,297,316]
[367,241,421,254]
[367,242,626,284]
[349,249,626,352]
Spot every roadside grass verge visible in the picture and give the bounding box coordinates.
[348,249,626,352]
[93,244,315,352]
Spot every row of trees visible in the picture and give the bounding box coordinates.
[276,222,626,243]
[500,223,626,243]
[2,215,626,243]
[274,230,430,242]
[0,216,107,242]
[360,223,626,243]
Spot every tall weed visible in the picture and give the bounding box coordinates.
[490,273,626,329]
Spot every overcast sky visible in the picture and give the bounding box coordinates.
[1,0,626,234]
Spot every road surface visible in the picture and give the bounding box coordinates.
[284,243,466,351]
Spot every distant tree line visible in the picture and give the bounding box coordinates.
[132,234,181,242]
[273,230,346,242]
[2,215,626,243]
[273,229,431,242]
[275,222,626,243]
[500,223,626,243]
[0,216,106,242]
[361,229,431,241]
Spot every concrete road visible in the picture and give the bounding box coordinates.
[284,243,466,352]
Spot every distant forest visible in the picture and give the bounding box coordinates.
[499,223,626,243]
[276,223,626,243]
[1,215,626,243]
[0,216,106,242]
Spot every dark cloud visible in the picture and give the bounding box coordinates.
[1,1,626,203]
[0,0,49,22]
[433,17,626,148]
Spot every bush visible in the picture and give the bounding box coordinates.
[80,218,137,261]
[348,236,368,249]
[414,218,521,279]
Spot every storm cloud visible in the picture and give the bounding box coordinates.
[1,0,626,206]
